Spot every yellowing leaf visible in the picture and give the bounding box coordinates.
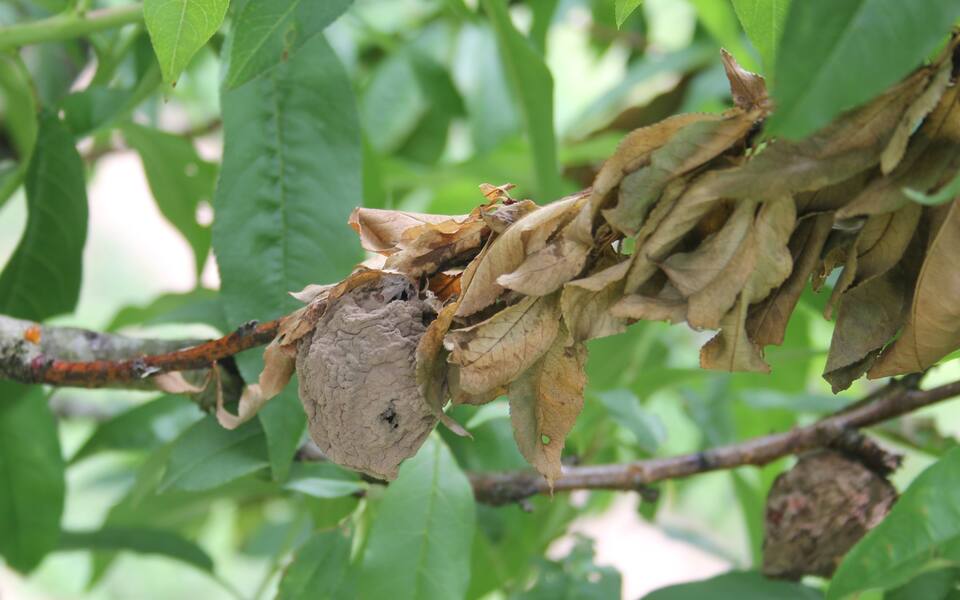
[870,200,960,377]
[445,294,561,394]
[508,330,586,485]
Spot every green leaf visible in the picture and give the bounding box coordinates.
[730,0,790,74]
[482,0,563,200]
[58,527,214,573]
[0,381,65,573]
[512,535,621,599]
[276,529,353,599]
[214,34,361,479]
[615,0,643,28]
[106,288,226,331]
[829,447,960,599]
[887,569,960,600]
[143,0,230,85]
[359,435,476,600]
[257,388,305,482]
[643,571,822,599]
[594,389,665,454]
[0,110,87,321]
[225,0,352,89]
[905,171,960,206]
[0,53,36,206]
[71,395,200,463]
[59,87,131,137]
[159,416,269,492]
[454,24,521,154]
[122,123,217,275]
[768,0,960,138]
[688,0,759,72]
[283,462,365,499]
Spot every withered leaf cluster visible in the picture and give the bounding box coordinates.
[211,40,960,483]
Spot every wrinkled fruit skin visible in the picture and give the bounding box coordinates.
[762,450,897,579]
[296,274,437,480]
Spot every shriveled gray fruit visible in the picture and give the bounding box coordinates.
[296,273,438,480]
[763,450,897,579]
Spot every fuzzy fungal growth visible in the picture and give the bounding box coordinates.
[296,273,438,480]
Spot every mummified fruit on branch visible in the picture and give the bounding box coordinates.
[763,450,897,579]
[296,273,438,480]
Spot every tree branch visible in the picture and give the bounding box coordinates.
[4,314,960,507]
[0,4,144,51]
[470,375,960,505]
[0,314,276,388]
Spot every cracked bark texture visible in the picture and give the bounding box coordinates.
[297,275,437,480]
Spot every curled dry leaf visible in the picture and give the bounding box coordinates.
[720,48,770,113]
[603,108,761,235]
[445,294,561,395]
[747,213,834,347]
[870,200,960,377]
[700,196,795,372]
[348,207,469,255]
[497,235,590,297]
[456,197,582,316]
[153,371,206,394]
[218,341,296,429]
[840,82,960,219]
[562,257,630,342]
[508,328,587,486]
[880,47,956,175]
[415,302,470,437]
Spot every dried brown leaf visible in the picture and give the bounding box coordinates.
[456,197,581,317]
[562,258,630,341]
[700,296,769,373]
[603,109,760,235]
[508,329,587,485]
[747,213,834,347]
[721,48,770,113]
[497,236,590,297]
[826,203,922,319]
[681,66,934,208]
[154,371,206,394]
[870,200,960,377]
[838,83,960,219]
[415,302,469,437]
[881,47,956,174]
[218,342,296,429]
[661,198,756,297]
[445,294,561,394]
[825,267,913,392]
[349,207,468,255]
